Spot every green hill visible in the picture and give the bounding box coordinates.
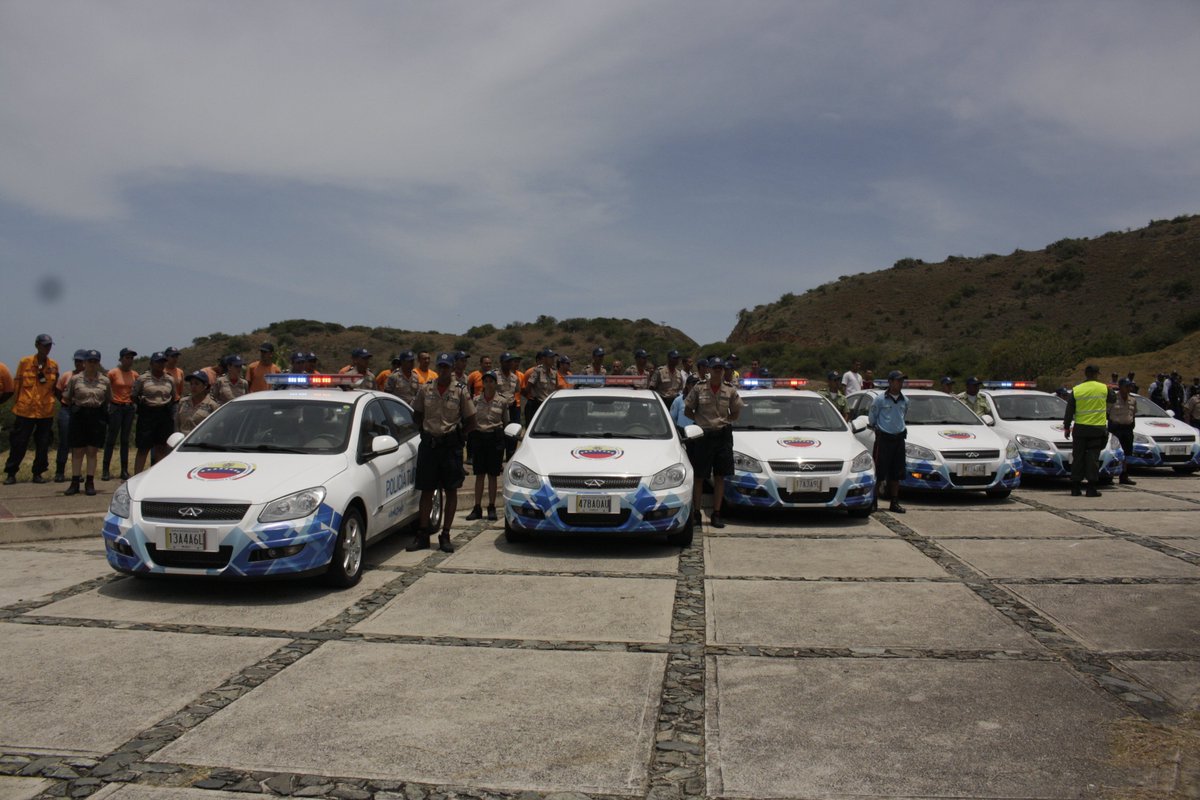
[720,214,1200,382]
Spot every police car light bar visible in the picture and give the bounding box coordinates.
[871,379,935,389]
[981,380,1038,389]
[738,378,809,389]
[265,373,363,387]
[565,375,648,388]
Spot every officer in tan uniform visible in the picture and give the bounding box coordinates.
[63,350,111,496]
[522,348,558,427]
[625,349,653,376]
[339,348,376,389]
[465,372,509,522]
[819,371,849,420]
[956,377,989,418]
[649,349,685,404]
[496,353,523,460]
[407,353,476,553]
[178,371,221,434]
[384,351,421,405]
[131,352,177,474]
[211,356,249,405]
[584,347,607,376]
[684,359,744,530]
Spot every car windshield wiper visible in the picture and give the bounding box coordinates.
[531,430,578,437]
[180,442,234,451]
[735,424,772,430]
[788,425,841,432]
[221,444,310,454]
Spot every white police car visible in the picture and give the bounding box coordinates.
[847,387,1021,498]
[103,374,437,586]
[502,376,701,546]
[725,380,875,516]
[1127,394,1200,473]
[978,383,1124,481]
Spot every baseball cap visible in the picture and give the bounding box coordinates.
[1085,364,1101,375]
[436,352,454,367]
[941,376,954,385]
[164,347,181,357]
[887,370,906,381]
[187,370,210,385]
[119,347,137,358]
[305,351,318,362]
[592,347,605,357]
[685,374,700,385]
[728,354,740,362]
[538,347,556,358]
[351,347,371,359]
[965,376,980,385]
[85,350,101,362]
[72,349,88,361]
[291,351,307,363]
[390,355,403,365]
[696,357,709,368]
[150,351,168,363]
[454,350,468,361]
[259,342,275,352]
[559,354,572,363]
[760,367,772,378]
[225,355,244,367]
[500,352,516,363]
[482,371,498,381]
[709,359,726,370]
[35,334,53,346]
[1118,377,1132,387]
[634,348,649,359]
[398,350,416,362]
[827,371,839,380]
[667,349,680,359]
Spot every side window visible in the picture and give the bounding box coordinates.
[381,398,417,441]
[358,401,390,455]
[847,396,864,419]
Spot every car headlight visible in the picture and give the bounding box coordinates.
[650,462,687,490]
[258,487,326,523]
[1133,433,1151,444]
[732,451,763,473]
[1014,434,1052,451]
[109,483,132,519]
[850,451,873,473]
[1006,440,1019,460]
[905,443,937,461]
[507,461,542,490]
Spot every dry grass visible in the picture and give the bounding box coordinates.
[1106,711,1200,799]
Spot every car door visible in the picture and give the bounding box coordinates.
[355,400,404,535]
[849,394,875,451]
[379,397,421,526]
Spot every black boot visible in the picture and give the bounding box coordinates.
[406,531,431,551]
[64,477,82,496]
[465,506,483,521]
[54,472,66,483]
[438,531,455,553]
[85,476,97,496]
[1119,476,1136,486]
[487,505,498,521]
[101,465,112,481]
[1070,484,1082,497]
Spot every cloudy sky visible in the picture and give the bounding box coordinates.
[2,0,1198,368]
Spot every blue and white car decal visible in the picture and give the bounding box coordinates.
[981,390,1124,479]
[1127,397,1200,469]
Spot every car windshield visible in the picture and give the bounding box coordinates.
[992,393,1065,421]
[734,395,846,432]
[1134,395,1170,418]
[907,395,985,425]
[179,399,356,454]
[530,395,672,439]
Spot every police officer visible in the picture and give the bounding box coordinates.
[288,351,307,376]
[132,352,176,474]
[4,334,59,485]
[869,370,909,513]
[163,347,185,402]
[625,349,653,377]
[63,350,110,496]
[496,353,523,459]
[375,356,400,393]
[819,371,848,419]
[649,350,685,404]
[465,371,508,522]
[1063,364,1112,497]
[1107,377,1138,486]
[684,359,744,530]
[584,347,607,376]
[247,343,280,392]
[212,356,249,405]
[522,348,557,427]
[339,348,376,389]
[304,351,319,375]
[408,353,476,553]
[385,351,421,405]
[939,376,955,394]
[178,371,220,434]
[957,377,989,418]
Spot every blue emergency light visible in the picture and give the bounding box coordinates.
[738,377,808,390]
[981,380,1037,389]
[265,373,364,388]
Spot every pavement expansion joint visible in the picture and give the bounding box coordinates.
[703,644,1053,661]
[0,573,123,620]
[434,566,678,580]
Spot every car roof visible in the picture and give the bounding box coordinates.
[850,388,949,397]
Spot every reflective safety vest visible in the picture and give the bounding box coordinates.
[1072,380,1108,427]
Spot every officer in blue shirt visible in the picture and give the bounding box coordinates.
[868,370,910,513]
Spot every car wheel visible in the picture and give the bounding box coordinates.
[504,520,530,543]
[847,505,873,518]
[666,518,694,547]
[427,488,444,531]
[326,507,365,588]
[985,488,1011,500]
[1172,466,1198,474]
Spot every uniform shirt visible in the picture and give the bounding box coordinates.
[211,376,249,405]
[869,391,908,435]
[525,364,557,402]
[1108,393,1137,426]
[0,362,13,394]
[842,370,863,394]
[1184,394,1200,424]
[957,391,989,418]
[338,366,377,390]
[132,373,175,408]
[413,380,476,436]
[818,389,848,416]
[13,355,59,419]
[496,369,522,407]
[106,369,136,408]
[247,360,280,393]
[583,364,607,376]
[670,394,695,428]
[473,392,509,432]
[385,369,422,405]
[625,363,653,376]
[165,367,185,401]
[649,365,684,402]
[64,373,111,409]
[684,381,744,431]
[177,394,220,433]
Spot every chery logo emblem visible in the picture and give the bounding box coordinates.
[799,463,816,471]
[965,452,979,458]
[178,507,203,518]
[584,479,605,488]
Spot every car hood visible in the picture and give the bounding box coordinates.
[1134,417,1198,438]
[905,425,1010,452]
[514,438,685,477]
[732,430,864,461]
[995,420,1071,443]
[126,450,349,503]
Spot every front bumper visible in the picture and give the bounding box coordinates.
[504,482,691,533]
[724,469,876,509]
[103,503,341,578]
[1019,447,1124,478]
[899,457,1022,492]
[1126,441,1200,469]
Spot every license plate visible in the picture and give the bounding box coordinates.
[570,494,619,514]
[786,477,826,493]
[1166,445,1189,455]
[958,463,987,476]
[165,528,207,551]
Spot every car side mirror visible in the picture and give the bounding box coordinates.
[982,414,995,426]
[1167,410,1177,418]
[166,432,185,449]
[370,435,399,456]
[850,417,868,433]
[683,424,704,441]
[504,422,523,439]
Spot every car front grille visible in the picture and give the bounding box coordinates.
[549,475,641,490]
[141,502,250,522]
[556,509,633,528]
[1153,435,1196,444]
[950,475,996,487]
[940,450,1000,460]
[1054,441,1072,449]
[146,544,233,569]
[768,460,844,473]
[778,488,839,503]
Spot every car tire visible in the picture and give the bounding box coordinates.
[666,518,694,548]
[326,507,365,588]
[985,488,1011,500]
[504,521,530,543]
[1172,466,1198,474]
[847,505,873,518]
